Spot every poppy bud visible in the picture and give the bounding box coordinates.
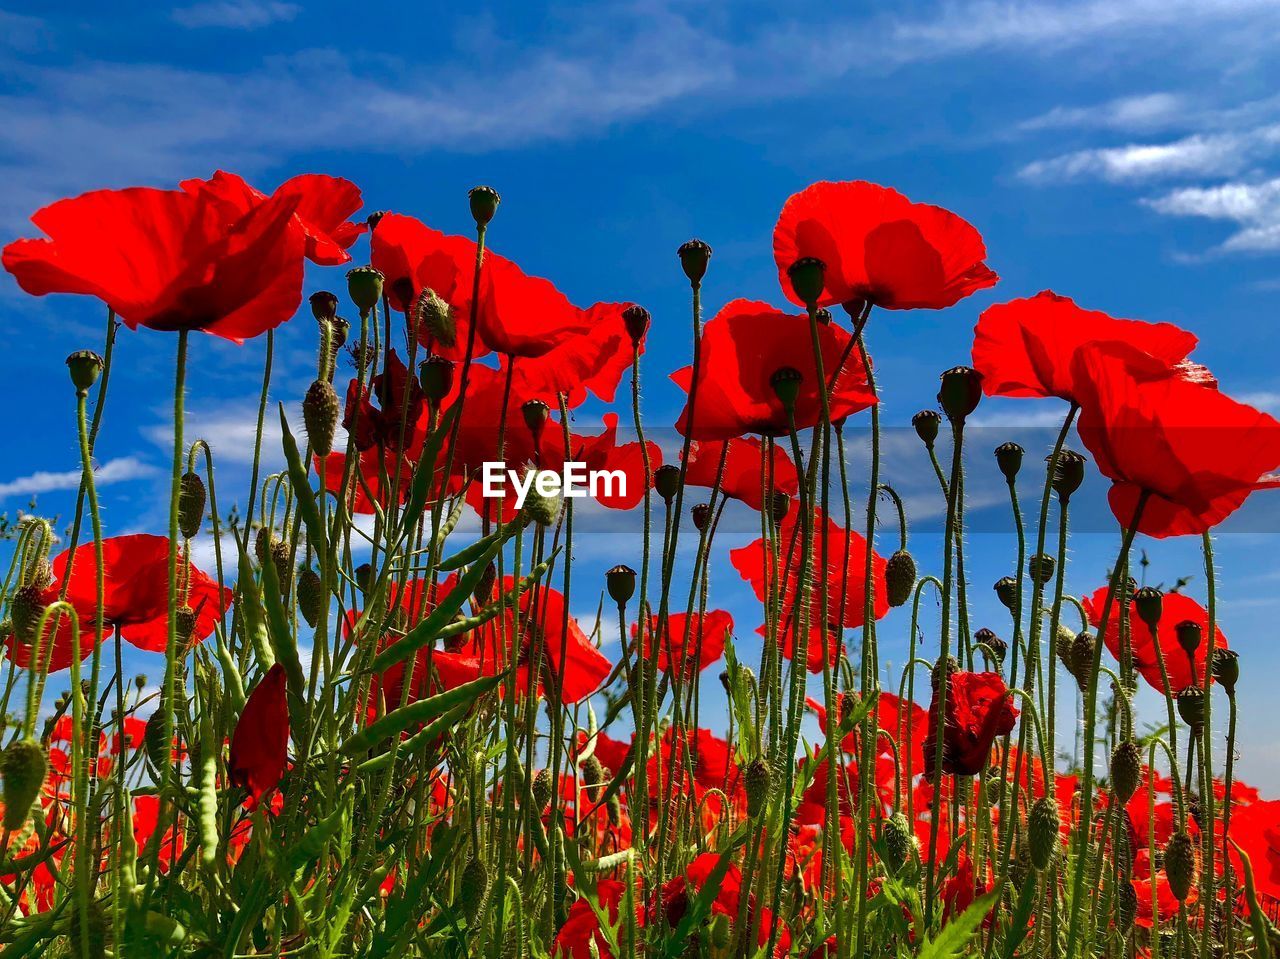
[68,900,107,959]
[1175,620,1202,657]
[885,550,917,608]
[654,465,681,503]
[1069,630,1096,689]
[366,210,389,231]
[770,366,803,411]
[11,584,46,644]
[786,257,827,308]
[1,738,47,830]
[912,409,941,449]
[994,576,1018,611]
[354,563,374,594]
[1163,830,1197,901]
[937,366,983,423]
[1117,880,1138,933]
[814,307,833,325]
[521,399,550,444]
[270,540,293,594]
[1111,740,1142,803]
[143,708,169,775]
[177,470,206,539]
[28,559,53,592]
[473,562,497,606]
[975,627,1006,665]
[65,350,103,394]
[768,491,790,526]
[1028,553,1055,585]
[882,811,915,873]
[1028,796,1061,870]
[175,605,197,649]
[677,239,712,285]
[1211,648,1239,696]
[468,185,501,227]
[1134,586,1163,632]
[744,757,771,819]
[583,755,606,801]
[346,266,384,313]
[994,441,1024,482]
[297,567,323,628]
[419,355,455,405]
[1049,449,1087,503]
[457,856,490,924]
[310,290,339,322]
[606,565,636,607]
[930,654,958,691]
[415,288,457,348]
[531,768,553,811]
[1176,686,1205,730]
[622,305,651,346]
[303,380,340,458]
[691,503,711,531]
[521,484,561,528]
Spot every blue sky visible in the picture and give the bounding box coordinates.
[3,0,1280,789]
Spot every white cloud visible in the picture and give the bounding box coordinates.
[1020,93,1188,133]
[171,1,300,30]
[1019,126,1280,183]
[1143,177,1280,251]
[0,456,159,501]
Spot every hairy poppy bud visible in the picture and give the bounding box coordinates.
[473,562,497,606]
[175,605,197,649]
[912,409,941,449]
[1050,449,1087,502]
[521,399,550,445]
[11,584,46,644]
[1068,630,1096,689]
[654,464,681,503]
[521,484,561,528]
[2,738,47,830]
[177,470,206,539]
[1212,647,1239,696]
[414,288,456,348]
[885,550,917,608]
[346,266,384,313]
[787,257,827,307]
[1163,830,1197,901]
[995,442,1024,482]
[1134,586,1163,632]
[768,491,790,525]
[582,754,606,802]
[1175,620,1202,657]
[468,185,500,227]
[1117,880,1138,933]
[622,305,650,346]
[1176,686,1205,730]
[310,290,339,322]
[1111,740,1142,803]
[419,355,455,404]
[882,812,915,873]
[66,350,103,394]
[984,765,1005,804]
[931,654,958,691]
[269,540,293,594]
[770,366,802,411]
[677,239,712,285]
[1028,553,1055,585]
[938,366,983,423]
[691,503,711,531]
[68,899,107,959]
[28,559,53,592]
[607,565,636,606]
[366,210,389,231]
[531,768,553,811]
[457,856,490,924]
[303,380,340,458]
[297,567,323,628]
[354,563,374,595]
[975,627,1007,665]
[744,758,771,819]
[994,576,1018,611]
[143,709,169,775]
[1028,796,1061,870]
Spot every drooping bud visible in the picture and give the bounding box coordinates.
[885,550,917,608]
[1134,586,1163,632]
[457,856,490,924]
[10,584,46,644]
[175,606,197,649]
[521,482,561,528]
[1176,686,1206,730]
[1028,796,1061,870]
[1049,449,1087,502]
[994,576,1018,611]
[938,366,983,423]
[1175,620,1202,657]
[309,290,339,322]
[414,288,457,348]
[882,812,916,873]
[1,738,47,830]
[297,567,324,628]
[984,765,1005,804]
[744,758,771,819]
[622,305,651,347]
[531,768,553,811]
[770,366,803,412]
[768,491,790,526]
[468,185,501,227]
[1117,880,1138,933]
[419,355,455,404]
[786,257,827,307]
[27,559,53,592]
[975,627,1007,665]
[1212,647,1239,696]
[346,266,384,313]
[677,239,712,285]
[654,465,681,504]
[1163,830,1197,901]
[303,380,340,458]
[691,503,711,531]
[1028,553,1055,586]
[178,470,206,539]
[66,350,104,394]
[606,565,636,607]
[521,399,550,445]
[994,442,1024,482]
[473,562,497,606]
[912,410,941,450]
[1111,740,1142,803]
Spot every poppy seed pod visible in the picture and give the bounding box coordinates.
[787,257,827,307]
[457,856,489,924]
[1211,647,1239,696]
[521,399,550,443]
[415,288,456,348]
[468,185,500,226]
[1175,620,1202,657]
[65,350,103,394]
[744,757,772,819]
[1134,586,1163,631]
[1163,830,1197,901]
[622,304,651,346]
[885,550,917,608]
[1049,449,1087,502]
[178,471,206,540]
[654,464,681,503]
[994,576,1018,611]
[606,564,636,606]
[303,379,340,457]
[770,366,803,411]
[1028,796,1061,870]
[938,366,983,422]
[882,812,915,873]
[912,409,941,449]
[677,238,712,285]
[346,266,384,314]
[1176,686,1206,730]
[1,738,47,830]
[691,502,711,531]
[309,290,339,322]
[297,567,323,628]
[975,627,1007,665]
[531,768,553,811]
[994,441,1024,482]
[1028,553,1055,585]
[1111,740,1142,803]
[419,355,455,404]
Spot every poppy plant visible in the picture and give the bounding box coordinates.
[923,671,1019,777]
[343,349,427,454]
[229,663,290,809]
[504,301,639,407]
[653,852,790,956]
[772,180,998,311]
[682,437,799,512]
[552,879,637,959]
[634,609,733,676]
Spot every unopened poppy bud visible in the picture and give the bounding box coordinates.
[814,307,833,325]
[521,484,561,528]
[1212,647,1239,696]
[744,757,772,819]
[606,564,636,606]
[786,257,827,307]
[691,503,711,531]
[1176,686,1205,730]
[473,561,497,606]
[582,754,606,801]
[984,766,1005,804]
[975,627,1006,664]
[1028,553,1055,585]
[297,567,323,628]
[938,366,983,423]
[418,355,455,404]
[310,290,339,322]
[415,288,457,348]
[1117,881,1138,933]
[143,709,169,774]
[1,738,47,830]
[931,654,958,691]
[355,563,374,594]
[366,210,389,230]
[677,239,712,285]
[178,471,206,539]
[529,768,553,812]
[1028,796,1061,870]
[27,559,53,592]
[1069,630,1096,689]
[346,266,384,313]
[521,399,550,444]
[1163,830,1197,901]
[1175,620,1202,657]
[270,541,293,594]
[11,584,45,644]
[768,491,790,525]
[995,442,1024,482]
[654,464,681,503]
[1050,449,1087,502]
[994,576,1018,611]
[1111,740,1142,802]
[65,350,103,394]
[1134,586,1163,631]
[622,305,650,346]
[303,380,340,457]
[175,605,197,649]
[770,366,803,411]
[885,550,916,608]
[882,812,915,873]
[468,185,500,227]
[912,409,941,449]
[457,856,490,924]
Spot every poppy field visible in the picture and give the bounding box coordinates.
[1,172,1279,958]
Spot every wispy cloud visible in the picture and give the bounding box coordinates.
[171,1,300,30]
[0,456,159,501]
[1020,93,1188,133]
[1143,177,1280,252]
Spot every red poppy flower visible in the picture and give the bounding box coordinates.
[730,503,889,673]
[1083,586,1228,694]
[343,349,426,453]
[1227,800,1280,903]
[672,299,877,441]
[1073,341,1280,537]
[923,671,1018,777]
[3,185,305,343]
[3,534,231,671]
[649,728,742,813]
[133,794,185,872]
[634,609,732,677]
[575,729,634,781]
[806,691,928,776]
[773,181,998,310]
[507,302,639,406]
[1131,849,1188,927]
[552,879,638,959]
[228,663,290,809]
[682,437,799,512]
[972,291,1203,401]
[180,170,365,265]
[654,853,790,956]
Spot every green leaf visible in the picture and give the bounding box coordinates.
[999,873,1038,959]
[355,699,472,774]
[233,532,274,670]
[258,544,306,725]
[917,888,1001,959]
[1232,840,1275,959]
[399,404,458,533]
[283,802,348,878]
[340,673,503,757]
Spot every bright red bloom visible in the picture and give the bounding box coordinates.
[3,534,231,671]
[507,302,639,406]
[730,504,889,673]
[923,671,1018,777]
[806,691,928,777]
[1084,586,1228,694]
[228,663,290,809]
[634,609,733,676]
[672,299,877,440]
[655,853,790,956]
[180,170,365,265]
[343,349,426,453]
[1228,800,1280,903]
[651,727,741,807]
[773,181,998,310]
[552,879,638,959]
[682,437,799,512]
[1073,341,1280,537]
[4,185,304,342]
[972,291,1202,401]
